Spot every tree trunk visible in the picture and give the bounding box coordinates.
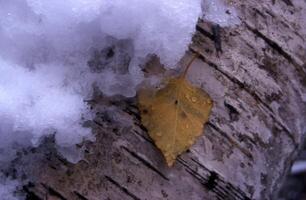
[20,1,306,200]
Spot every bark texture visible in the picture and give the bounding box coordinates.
[17,0,306,200]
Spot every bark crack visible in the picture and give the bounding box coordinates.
[105,175,141,200]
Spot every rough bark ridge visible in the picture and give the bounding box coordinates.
[18,0,306,200]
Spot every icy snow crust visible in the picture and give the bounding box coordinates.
[0,0,239,198]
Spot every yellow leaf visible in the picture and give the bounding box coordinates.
[138,75,213,166]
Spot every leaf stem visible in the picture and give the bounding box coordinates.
[182,53,198,78]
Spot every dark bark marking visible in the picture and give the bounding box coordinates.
[132,128,154,144]
[205,171,218,190]
[190,158,251,200]
[74,191,89,200]
[177,157,250,200]
[121,146,169,181]
[23,183,43,200]
[280,0,294,6]
[196,23,214,40]
[41,183,67,200]
[224,101,240,122]
[245,23,304,74]
[104,176,141,200]
[208,122,254,161]
[212,24,223,56]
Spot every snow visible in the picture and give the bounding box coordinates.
[0,176,21,200]
[0,0,239,197]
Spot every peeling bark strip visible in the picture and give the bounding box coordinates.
[16,1,306,199]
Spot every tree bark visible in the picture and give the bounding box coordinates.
[20,1,306,200]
